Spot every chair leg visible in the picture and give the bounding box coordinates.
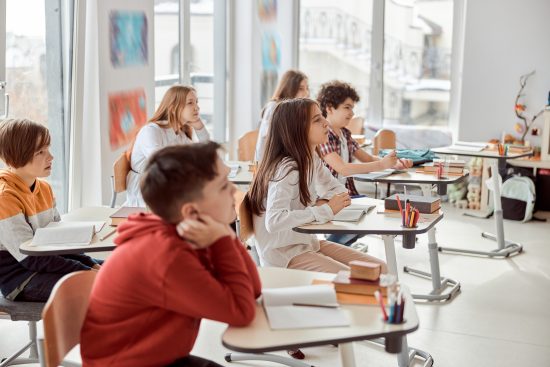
[0,322,39,367]
[386,183,391,198]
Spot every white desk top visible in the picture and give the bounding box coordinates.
[432,144,533,160]
[294,198,443,236]
[222,267,418,353]
[226,161,254,185]
[20,207,119,256]
[353,167,469,184]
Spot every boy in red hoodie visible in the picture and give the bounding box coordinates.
[81,142,261,367]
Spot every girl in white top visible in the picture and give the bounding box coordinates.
[124,86,210,207]
[246,98,388,273]
[255,70,310,161]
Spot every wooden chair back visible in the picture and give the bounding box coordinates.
[238,131,259,162]
[348,117,365,135]
[238,193,254,243]
[113,153,131,193]
[41,271,97,367]
[373,129,396,156]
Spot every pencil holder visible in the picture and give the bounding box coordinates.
[400,228,417,249]
[437,183,448,195]
[383,318,407,325]
[384,334,404,354]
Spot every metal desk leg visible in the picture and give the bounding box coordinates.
[369,338,434,367]
[400,184,461,300]
[340,342,356,367]
[381,236,433,367]
[438,159,523,257]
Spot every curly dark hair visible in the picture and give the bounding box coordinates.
[316,80,360,118]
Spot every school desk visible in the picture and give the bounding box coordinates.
[19,207,118,256]
[291,200,443,366]
[223,267,425,367]
[352,169,466,301]
[226,160,254,185]
[431,144,533,258]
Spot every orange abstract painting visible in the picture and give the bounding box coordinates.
[109,88,147,151]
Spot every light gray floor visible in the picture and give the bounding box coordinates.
[2,203,550,367]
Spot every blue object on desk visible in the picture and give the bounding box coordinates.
[350,195,366,199]
[379,149,439,165]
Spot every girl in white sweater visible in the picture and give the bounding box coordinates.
[124,86,210,207]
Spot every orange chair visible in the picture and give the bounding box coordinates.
[348,117,365,135]
[372,129,397,198]
[238,131,259,162]
[110,153,132,208]
[38,271,97,367]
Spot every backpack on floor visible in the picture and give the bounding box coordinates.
[501,176,536,222]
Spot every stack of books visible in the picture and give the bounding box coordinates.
[384,194,440,214]
[507,144,532,154]
[423,159,465,174]
[332,262,386,296]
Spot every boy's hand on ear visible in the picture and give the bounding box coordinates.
[176,214,234,250]
[380,151,398,170]
[327,193,351,215]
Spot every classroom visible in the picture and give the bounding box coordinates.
[1,1,550,366]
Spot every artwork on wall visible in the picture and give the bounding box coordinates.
[108,88,147,151]
[258,0,277,22]
[261,31,281,72]
[110,10,148,68]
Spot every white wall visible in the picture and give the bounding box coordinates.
[457,0,550,147]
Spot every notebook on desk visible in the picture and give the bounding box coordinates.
[333,204,375,222]
[346,169,405,180]
[262,285,349,330]
[29,222,101,247]
[227,165,240,178]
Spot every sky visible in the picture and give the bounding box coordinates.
[6,0,46,39]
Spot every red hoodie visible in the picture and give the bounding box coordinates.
[80,213,261,367]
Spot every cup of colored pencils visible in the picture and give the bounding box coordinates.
[497,143,508,156]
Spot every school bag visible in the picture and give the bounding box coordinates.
[378,149,439,166]
[500,176,536,222]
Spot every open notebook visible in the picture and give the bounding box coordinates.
[346,169,406,180]
[448,141,487,152]
[333,203,376,222]
[262,284,349,330]
[28,222,104,247]
[227,165,240,178]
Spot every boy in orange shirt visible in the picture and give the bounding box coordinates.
[81,142,261,367]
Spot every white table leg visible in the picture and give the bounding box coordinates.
[382,235,399,280]
[340,342,356,367]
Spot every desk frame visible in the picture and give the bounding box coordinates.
[354,170,463,302]
[431,148,532,258]
[294,219,441,367]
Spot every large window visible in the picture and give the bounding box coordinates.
[154,0,217,139]
[2,0,71,213]
[299,0,454,129]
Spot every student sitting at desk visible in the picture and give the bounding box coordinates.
[123,85,211,207]
[255,69,310,161]
[81,142,260,367]
[0,119,101,302]
[317,81,413,246]
[246,98,388,273]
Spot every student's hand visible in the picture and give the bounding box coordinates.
[92,264,101,270]
[327,193,351,215]
[187,116,205,131]
[225,165,232,175]
[313,199,329,207]
[394,158,413,170]
[380,151,398,170]
[176,214,235,250]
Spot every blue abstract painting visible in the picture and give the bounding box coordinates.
[110,11,148,68]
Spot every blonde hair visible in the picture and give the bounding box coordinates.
[127,85,196,160]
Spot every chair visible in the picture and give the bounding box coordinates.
[0,298,44,366]
[238,131,259,162]
[110,153,131,208]
[372,129,396,199]
[38,271,97,367]
[348,116,364,135]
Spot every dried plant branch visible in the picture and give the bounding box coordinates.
[515,70,536,141]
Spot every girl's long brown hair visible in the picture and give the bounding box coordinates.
[126,85,196,161]
[248,98,321,215]
[261,70,307,118]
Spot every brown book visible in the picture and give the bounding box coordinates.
[332,270,387,296]
[385,194,440,214]
[423,163,464,174]
[109,207,146,226]
[432,159,466,167]
[349,260,381,281]
[312,279,383,305]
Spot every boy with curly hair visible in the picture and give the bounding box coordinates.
[316,81,412,246]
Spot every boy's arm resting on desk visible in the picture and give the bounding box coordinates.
[234,238,262,298]
[265,171,334,234]
[323,151,382,176]
[163,236,257,326]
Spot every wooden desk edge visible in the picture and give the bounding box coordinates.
[293,213,443,236]
[19,244,116,256]
[221,323,419,353]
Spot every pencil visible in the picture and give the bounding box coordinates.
[396,195,403,219]
[292,303,339,309]
[100,228,117,241]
